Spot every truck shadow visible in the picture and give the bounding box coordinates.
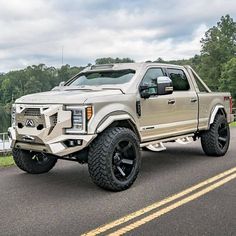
[141,143,206,174]
[10,142,212,194]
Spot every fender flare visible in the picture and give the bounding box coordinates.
[209,105,226,125]
[96,113,136,133]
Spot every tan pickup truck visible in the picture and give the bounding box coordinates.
[8,63,234,191]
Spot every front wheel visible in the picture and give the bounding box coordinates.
[201,114,230,156]
[88,127,141,191]
[12,149,57,174]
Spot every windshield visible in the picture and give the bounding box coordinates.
[66,69,135,86]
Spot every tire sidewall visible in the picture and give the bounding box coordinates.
[13,149,57,174]
[214,116,230,154]
[107,130,141,187]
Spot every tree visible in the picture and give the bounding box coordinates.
[199,15,236,90]
[219,57,236,100]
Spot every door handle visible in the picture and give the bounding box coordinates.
[190,98,197,103]
[168,99,176,105]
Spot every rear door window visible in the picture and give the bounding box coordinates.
[167,68,190,91]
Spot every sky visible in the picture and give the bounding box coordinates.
[0,0,236,72]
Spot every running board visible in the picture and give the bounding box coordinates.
[140,133,194,147]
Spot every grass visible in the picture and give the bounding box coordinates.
[0,155,15,167]
[230,122,236,127]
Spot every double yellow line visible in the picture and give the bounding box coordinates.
[82,167,236,236]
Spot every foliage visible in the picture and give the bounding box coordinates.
[219,57,236,99]
[230,122,236,127]
[198,15,236,91]
[0,156,14,167]
[0,64,83,107]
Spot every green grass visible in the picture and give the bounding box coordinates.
[0,156,15,167]
[230,122,236,127]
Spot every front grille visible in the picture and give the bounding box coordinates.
[24,108,41,116]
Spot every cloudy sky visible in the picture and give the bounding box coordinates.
[0,0,235,72]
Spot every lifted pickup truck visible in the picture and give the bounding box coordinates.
[8,63,234,191]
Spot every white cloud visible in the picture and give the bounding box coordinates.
[0,0,235,71]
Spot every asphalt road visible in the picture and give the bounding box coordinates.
[1,129,236,236]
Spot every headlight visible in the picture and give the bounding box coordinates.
[65,106,93,134]
[11,104,16,127]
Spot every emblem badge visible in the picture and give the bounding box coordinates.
[25,119,35,127]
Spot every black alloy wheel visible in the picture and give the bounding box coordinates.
[112,140,136,182]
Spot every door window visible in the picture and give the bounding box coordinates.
[140,68,164,95]
[167,68,190,91]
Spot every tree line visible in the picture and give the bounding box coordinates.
[0,14,235,113]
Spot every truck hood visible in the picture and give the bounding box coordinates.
[15,88,123,104]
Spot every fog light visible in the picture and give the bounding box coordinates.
[69,140,74,146]
[77,140,83,146]
[65,139,83,147]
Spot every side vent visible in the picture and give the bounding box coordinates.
[136,101,141,117]
[48,113,58,135]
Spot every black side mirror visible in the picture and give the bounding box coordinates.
[156,76,173,95]
[139,84,157,99]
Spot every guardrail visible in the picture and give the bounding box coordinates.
[0,132,11,154]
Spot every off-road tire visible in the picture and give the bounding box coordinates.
[201,114,230,156]
[12,148,57,174]
[88,127,141,191]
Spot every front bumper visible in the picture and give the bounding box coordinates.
[9,104,97,156]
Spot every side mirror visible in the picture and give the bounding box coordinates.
[156,76,173,95]
[139,84,157,99]
[59,81,65,87]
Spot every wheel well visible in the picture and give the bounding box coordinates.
[104,120,141,141]
[209,106,227,126]
[217,108,227,117]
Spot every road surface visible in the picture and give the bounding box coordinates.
[0,128,236,236]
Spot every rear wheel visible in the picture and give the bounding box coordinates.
[201,114,230,156]
[12,149,57,174]
[88,127,141,191]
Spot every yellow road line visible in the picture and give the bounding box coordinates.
[82,167,236,236]
[109,172,236,235]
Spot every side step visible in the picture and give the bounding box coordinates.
[145,142,166,152]
[176,137,193,145]
[141,133,195,152]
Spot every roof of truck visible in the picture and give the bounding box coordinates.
[82,62,186,72]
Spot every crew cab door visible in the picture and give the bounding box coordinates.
[139,66,198,142]
[166,67,198,134]
[139,67,176,141]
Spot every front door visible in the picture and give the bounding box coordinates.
[139,67,198,142]
[139,67,176,142]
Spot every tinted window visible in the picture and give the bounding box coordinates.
[67,69,135,86]
[141,68,164,95]
[167,68,190,91]
[141,68,164,86]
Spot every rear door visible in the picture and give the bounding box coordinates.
[165,67,198,133]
